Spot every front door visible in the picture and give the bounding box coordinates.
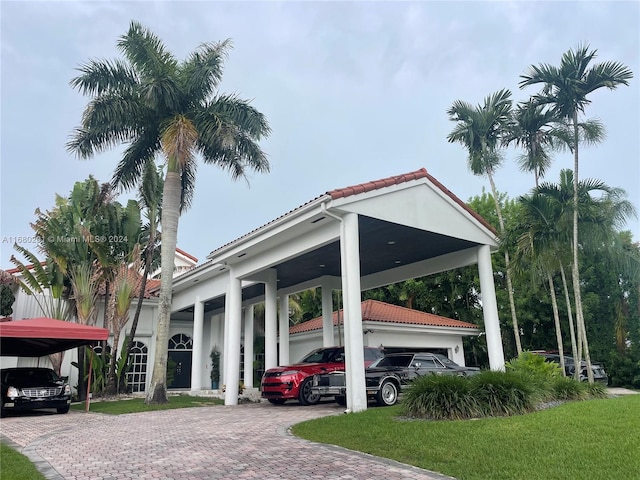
[167,350,192,388]
[167,333,193,389]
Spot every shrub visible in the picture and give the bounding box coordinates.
[585,382,609,399]
[402,374,480,420]
[550,376,588,400]
[470,370,536,416]
[506,351,562,378]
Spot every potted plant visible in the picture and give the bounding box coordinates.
[209,346,220,390]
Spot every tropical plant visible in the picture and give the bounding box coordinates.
[68,22,271,403]
[209,346,221,386]
[120,159,163,386]
[520,44,633,382]
[104,250,143,395]
[447,89,523,354]
[10,249,73,375]
[0,269,16,317]
[504,99,567,187]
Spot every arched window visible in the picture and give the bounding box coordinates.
[127,341,148,393]
[169,333,193,350]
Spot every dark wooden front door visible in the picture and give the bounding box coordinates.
[168,350,192,389]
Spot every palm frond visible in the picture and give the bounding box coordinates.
[70,59,138,96]
[180,39,232,103]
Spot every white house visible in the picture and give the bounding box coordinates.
[2,167,505,412]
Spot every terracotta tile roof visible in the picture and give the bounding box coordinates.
[97,270,160,299]
[289,299,478,334]
[175,247,198,263]
[328,168,430,199]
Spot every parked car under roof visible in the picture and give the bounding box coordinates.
[260,346,383,405]
[312,352,480,407]
[1,367,71,417]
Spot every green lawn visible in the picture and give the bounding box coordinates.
[0,443,46,480]
[70,394,224,414]
[292,395,640,480]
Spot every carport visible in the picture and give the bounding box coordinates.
[0,317,109,357]
[0,317,110,411]
[170,167,505,412]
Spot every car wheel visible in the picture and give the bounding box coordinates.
[335,395,347,406]
[267,399,286,405]
[298,378,321,405]
[0,407,6,418]
[376,379,399,406]
[57,406,70,414]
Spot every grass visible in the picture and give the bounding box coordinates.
[292,395,640,480]
[0,443,46,480]
[70,394,224,414]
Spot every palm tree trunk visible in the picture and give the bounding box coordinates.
[105,328,121,395]
[487,170,522,354]
[145,168,180,404]
[559,265,579,376]
[120,231,156,393]
[571,112,594,383]
[547,272,565,375]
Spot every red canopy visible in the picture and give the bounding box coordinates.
[0,318,109,357]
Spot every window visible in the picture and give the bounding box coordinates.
[127,341,148,393]
[169,333,193,350]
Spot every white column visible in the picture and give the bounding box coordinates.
[341,212,367,413]
[279,294,290,365]
[264,269,278,370]
[191,296,204,392]
[224,270,243,405]
[243,304,254,388]
[477,245,505,370]
[321,277,334,347]
[222,286,230,386]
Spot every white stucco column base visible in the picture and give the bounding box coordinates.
[477,244,505,370]
[264,269,278,370]
[224,271,242,405]
[341,212,367,413]
[279,294,290,365]
[190,296,204,392]
[243,304,254,388]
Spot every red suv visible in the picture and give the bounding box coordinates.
[261,346,383,405]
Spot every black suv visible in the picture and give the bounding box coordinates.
[1,367,72,417]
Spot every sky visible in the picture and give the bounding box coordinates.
[1,1,638,270]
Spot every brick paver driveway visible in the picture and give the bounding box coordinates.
[0,401,453,480]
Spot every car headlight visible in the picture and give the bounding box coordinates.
[7,386,19,398]
[64,385,71,395]
[278,370,299,376]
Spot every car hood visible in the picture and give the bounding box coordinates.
[5,378,65,388]
[265,363,340,374]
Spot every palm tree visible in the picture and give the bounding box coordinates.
[504,100,567,188]
[68,22,271,403]
[119,160,163,392]
[520,44,632,382]
[534,169,636,378]
[447,89,523,354]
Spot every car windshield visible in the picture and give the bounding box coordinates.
[300,348,344,363]
[4,369,60,384]
[376,354,413,368]
[435,355,458,367]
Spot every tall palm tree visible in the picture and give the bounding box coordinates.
[68,22,271,403]
[535,169,636,378]
[447,89,523,354]
[520,44,632,382]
